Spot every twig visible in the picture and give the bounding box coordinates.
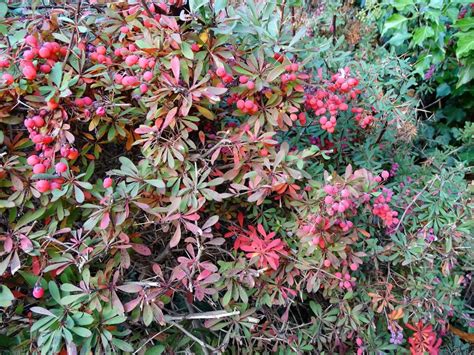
[393,175,439,233]
[169,320,218,353]
[164,310,240,322]
[133,325,173,354]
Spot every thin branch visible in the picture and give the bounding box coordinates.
[169,320,218,353]
[164,310,240,322]
[393,175,439,233]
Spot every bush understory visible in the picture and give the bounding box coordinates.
[0,1,473,354]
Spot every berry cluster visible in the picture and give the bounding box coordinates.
[236,99,258,114]
[323,185,353,215]
[335,271,356,290]
[372,188,399,227]
[305,68,361,133]
[352,107,374,129]
[238,75,255,90]
[216,67,234,85]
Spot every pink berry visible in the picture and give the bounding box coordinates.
[33,164,46,174]
[103,177,113,188]
[32,285,44,299]
[55,162,67,174]
[381,170,390,180]
[96,107,106,116]
[350,263,358,271]
[247,81,255,90]
[36,180,50,193]
[239,75,248,84]
[22,66,37,80]
[216,67,226,77]
[27,155,40,166]
[120,26,130,34]
[125,55,139,66]
[2,73,14,85]
[38,46,51,59]
[143,71,153,81]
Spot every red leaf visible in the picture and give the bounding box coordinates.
[131,243,152,256]
[100,212,110,229]
[237,212,244,227]
[169,224,181,248]
[32,256,41,276]
[161,107,178,132]
[171,56,180,82]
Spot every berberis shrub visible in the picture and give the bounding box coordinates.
[0,1,472,354]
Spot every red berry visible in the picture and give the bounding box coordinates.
[39,46,51,59]
[83,96,93,106]
[239,75,248,84]
[33,163,46,174]
[27,155,40,166]
[55,162,67,174]
[32,285,44,299]
[191,43,200,52]
[67,148,79,160]
[96,107,106,116]
[39,64,51,74]
[96,46,106,55]
[23,66,37,80]
[32,116,45,127]
[103,177,113,188]
[2,73,14,85]
[216,67,226,77]
[125,55,139,66]
[36,180,51,193]
[142,71,153,82]
[25,35,38,47]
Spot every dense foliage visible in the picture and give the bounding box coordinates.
[0,1,472,354]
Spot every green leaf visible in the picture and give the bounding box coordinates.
[181,41,194,60]
[0,3,8,19]
[0,200,15,208]
[436,83,451,98]
[382,14,408,35]
[74,185,85,203]
[145,344,166,355]
[189,0,209,12]
[145,179,165,189]
[48,281,62,305]
[412,26,434,46]
[112,338,134,352]
[15,208,46,230]
[266,64,287,82]
[214,0,227,13]
[0,285,14,308]
[456,30,474,58]
[453,17,474,31]
[70,327,92,338]
[50,62,63,87]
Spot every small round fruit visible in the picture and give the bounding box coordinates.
[32,286,44,299]
[36,180,51,193]
[33,163,46,174]
[216,67,226,77]
[55,162,68,174]
[2,73,14,85]
[103,177,113,188]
